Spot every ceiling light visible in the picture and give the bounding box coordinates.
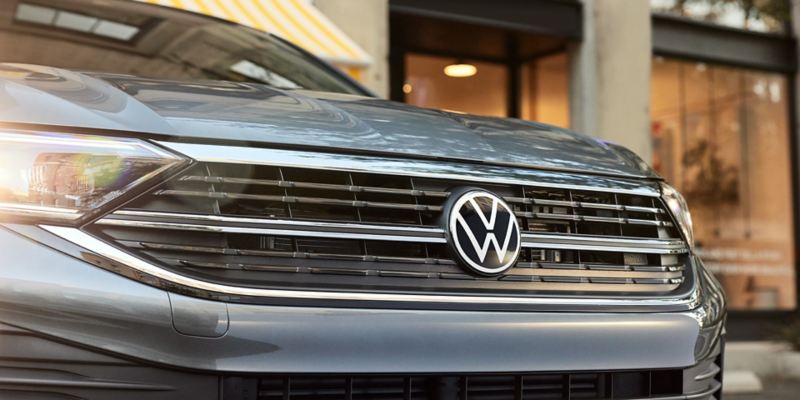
[444,62,477,78]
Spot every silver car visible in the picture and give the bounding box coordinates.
[0,1,725,399]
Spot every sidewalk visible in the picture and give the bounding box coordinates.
[727,380,800,400]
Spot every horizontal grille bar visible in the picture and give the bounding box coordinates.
[180,175,450,198]
[132,241,456,265]
[96,212,688,254]
[95,216,448,243]
[505,196,665,214]
[170,259,681,291]
[521,233,687,254]
[126,240,681,281]
[515,211,673,227]
[155,189,444,212]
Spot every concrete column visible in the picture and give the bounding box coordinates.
[314,0,390,98]
[570,0,653,161]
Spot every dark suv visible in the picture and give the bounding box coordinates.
[0,1,725,399]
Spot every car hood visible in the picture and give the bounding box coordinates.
[0,64,657,178]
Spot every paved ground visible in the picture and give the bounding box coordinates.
[727,380,800,400]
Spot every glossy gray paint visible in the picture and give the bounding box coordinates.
[0,64,656,178]
[0,226,716,374]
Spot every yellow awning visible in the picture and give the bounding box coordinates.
[135,0,372,68]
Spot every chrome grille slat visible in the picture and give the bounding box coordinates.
[155,189,444,212]
[134,241,681,283]
[507,268,682,280]
[158,258,682,292]
[505,196,664,214]
[98,213,686,252]
[521,233,687,254]
[96,217,448,243]
[514,211,673,227]
[86,159,691,300]
[134,241,455,265]
[180,175,450,198]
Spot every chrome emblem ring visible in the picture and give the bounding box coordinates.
[448,190,521,275]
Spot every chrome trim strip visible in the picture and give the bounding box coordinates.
[522,233,688,254]
[153,189,444,212]
[156,141,661,197]
[694,364,721,381]
[95,218,448,244]
[180,175,451,198]
[101,211,685,253]
[110,210,444,235]
[685,381,722,399]
[511,268,683,280]
[41,226,698,308]
[515,211,673,227]
[504,197,665,214]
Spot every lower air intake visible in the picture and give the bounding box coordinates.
[222,365,721,400]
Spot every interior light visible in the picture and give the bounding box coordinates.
[444,62,477,78]
[402,83,413,94]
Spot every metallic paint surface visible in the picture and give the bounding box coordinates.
[0,226,715,373]
[0,64,657,178]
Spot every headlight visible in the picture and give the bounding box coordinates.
[661,182,694,248]
[0,130,186,223]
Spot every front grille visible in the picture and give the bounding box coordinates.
[87,160,691,301]
[221,365,720,400]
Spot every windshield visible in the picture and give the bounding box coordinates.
[0,0,366,95]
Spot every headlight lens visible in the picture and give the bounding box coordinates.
[661,182,694,248]
[0,130,185,222]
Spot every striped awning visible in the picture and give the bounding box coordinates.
[136,0,372,68]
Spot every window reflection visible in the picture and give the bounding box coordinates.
[651,57,795,310]
[404,52,570,126]
[520,53,570,128]
[405,53,509,117]
[0,0,361,94]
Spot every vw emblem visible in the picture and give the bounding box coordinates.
[448,190,521,275]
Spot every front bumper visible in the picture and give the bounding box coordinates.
[0,226,724,399]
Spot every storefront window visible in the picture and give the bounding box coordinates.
[404,52,570,127]
[404,53,508,117]
[651,0,791,34]
[651,57,795,310]
[520,53,570,128]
